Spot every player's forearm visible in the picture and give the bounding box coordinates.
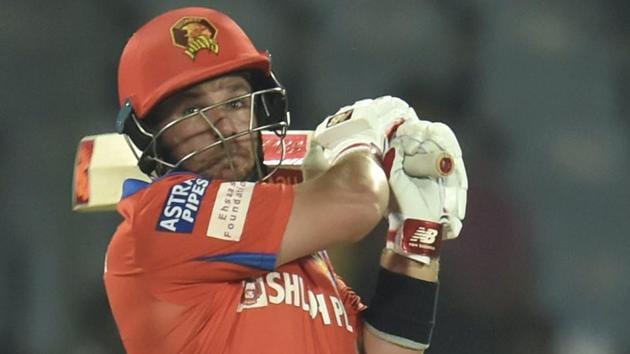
[308,147,389,241]
[363,326,425,354]
[379,249,439,282]
[329,147,389,210]
[278,148,389,265]
[362,250,439,352]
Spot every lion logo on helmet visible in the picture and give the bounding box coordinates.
[171,17,220,59]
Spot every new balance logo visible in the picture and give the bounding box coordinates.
[402,219,442,258]
[411,227,438,247]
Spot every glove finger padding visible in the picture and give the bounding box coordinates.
[384,120,468,264]
[385,136,444,264]
[395,120,468,240]
[387,137,444,222]
[397,121,462,156]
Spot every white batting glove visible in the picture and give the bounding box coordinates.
[384,120,468,264]
[313,96,418,164]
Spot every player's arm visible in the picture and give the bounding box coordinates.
[276,96,417,266]
[276,146,389,265]
[362,119,467,353]
[364,331,426,354]
[362,251,438,354]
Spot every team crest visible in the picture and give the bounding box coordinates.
[171,17,220,59]
[237,278,268,311]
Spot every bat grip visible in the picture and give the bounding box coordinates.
[402,151,454,178]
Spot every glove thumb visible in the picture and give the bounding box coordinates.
[302,141,330,181]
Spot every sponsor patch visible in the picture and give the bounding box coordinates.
[325,109,353,127]
[262,131,310,166]
[157,178,209,233]
[206,182,255,242]
[234,271,354,332]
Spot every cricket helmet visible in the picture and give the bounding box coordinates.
[115,7,289,178]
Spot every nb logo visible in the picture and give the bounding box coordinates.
[411,227,438,245]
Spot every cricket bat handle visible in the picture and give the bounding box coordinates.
[402,151,454,178]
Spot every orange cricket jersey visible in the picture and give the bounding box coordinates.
[104,173,364,354]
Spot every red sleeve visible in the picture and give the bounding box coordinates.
[127,173,294,283]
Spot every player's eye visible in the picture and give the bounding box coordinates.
[182,107,201,116]
[230,100,243,109]
[226,97,250,110]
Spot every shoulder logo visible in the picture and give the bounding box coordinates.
[171,17,219,59]
[157,178,209,233]
[206,182,255,242]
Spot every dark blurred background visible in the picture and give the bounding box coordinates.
[1,0,629,353]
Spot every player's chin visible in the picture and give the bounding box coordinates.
[215,169,248,180]
[198,158,255,181]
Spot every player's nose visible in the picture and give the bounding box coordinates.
[211,112,247,140]
[193,106,226,137]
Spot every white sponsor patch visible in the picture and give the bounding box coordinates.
[206,182,255,241]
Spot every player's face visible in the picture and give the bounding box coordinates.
[151,75,258,180]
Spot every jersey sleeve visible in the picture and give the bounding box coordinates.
[334,272,367,338]
[127,173,294,284]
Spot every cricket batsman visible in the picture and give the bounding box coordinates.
[104,6,467,354]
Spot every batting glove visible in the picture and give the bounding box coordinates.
[384,120,468,264]
[312,96,418,164]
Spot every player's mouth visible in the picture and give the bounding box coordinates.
[194,148,255,180]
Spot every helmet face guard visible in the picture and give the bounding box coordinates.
[117,78,289,180]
